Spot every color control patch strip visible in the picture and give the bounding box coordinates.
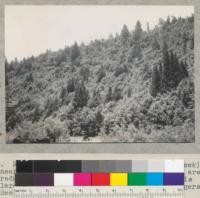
[15,160,184,186]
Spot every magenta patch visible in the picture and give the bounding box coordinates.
[73,173,91,186]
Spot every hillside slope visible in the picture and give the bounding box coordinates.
[6,15,194,143]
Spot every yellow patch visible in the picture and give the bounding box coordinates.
[110,173,128,186]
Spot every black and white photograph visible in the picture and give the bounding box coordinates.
[5,6,194,143]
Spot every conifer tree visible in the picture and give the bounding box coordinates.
[60,86,68,104]
[162,38,169,89]
[130,42,142,59]
[127,87,132,97]
[171,16,177,24]
[32,105,41,123]
[89,90,101,108]
[96,66,106,82]
[67,78,75,92]
[120,24,130,44]
[106,87,112,102]
[166,16,171,25]
[73,82,89,109]
[182,32,187,54]
[158,62,164,91]
[70,42,80,63]
[113,87,122,101]
[171,53,180,87]
[160,47,188,90]
[189,34,194,49]
[162,38,169,67]
[95,110,103,133]
[179,61,189,79]
[64,46,70,55]
[152,35,160,50]
[134,20,143,41]
[150,65,160,97]
[168,51,175,79]
[25,73,34,83]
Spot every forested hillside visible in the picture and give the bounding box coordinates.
[6,15,194,143]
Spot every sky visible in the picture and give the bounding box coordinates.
[5,6,194,61]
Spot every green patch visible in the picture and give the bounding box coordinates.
[128,173,147,186]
